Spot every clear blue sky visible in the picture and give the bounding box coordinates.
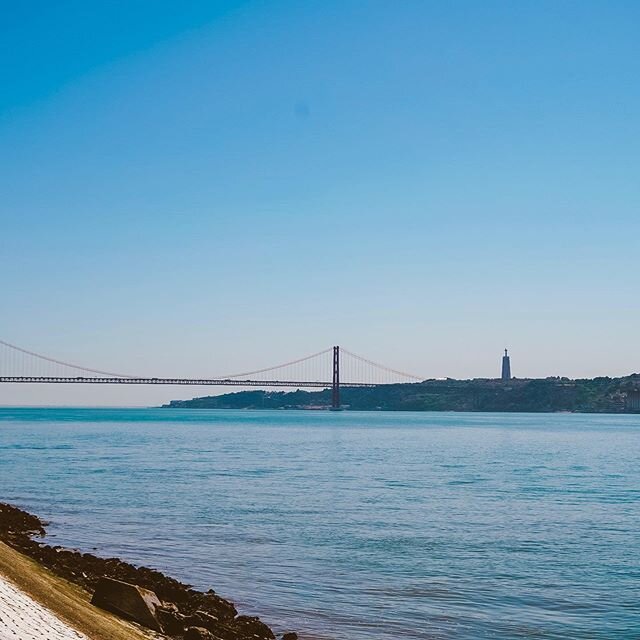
[1,1,639,406]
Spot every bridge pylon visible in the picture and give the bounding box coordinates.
[331,345,341,410]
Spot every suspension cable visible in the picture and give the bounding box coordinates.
[0,339,133,378]
[216,347,334,379]
[341,348,422,381]
[0,339,422,383]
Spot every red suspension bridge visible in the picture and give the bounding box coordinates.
[0,340,423,409]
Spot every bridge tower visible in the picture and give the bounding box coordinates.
[331,345,341,410]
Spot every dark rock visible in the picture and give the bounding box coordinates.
[161,601,180,614]
[157,606,187,635]
[282,634,298,640]
[195,592,237,621]
[184,627,219,640]
[234,615,276,640]
[91,576,163,632]
[208,622,241,640]
[0,501,279,640]
[197,609,219,623]
[0,503,46,537]
[192,609,221,631]
[184,611,219,630]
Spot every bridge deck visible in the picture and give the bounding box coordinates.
[0,377,379,388]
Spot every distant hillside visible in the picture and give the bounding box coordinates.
[163,375,640,413]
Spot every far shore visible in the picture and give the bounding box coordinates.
[161,375,640,413]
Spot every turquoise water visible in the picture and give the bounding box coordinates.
[0,408,639,639]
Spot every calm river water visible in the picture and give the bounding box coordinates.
[0,408,638,639]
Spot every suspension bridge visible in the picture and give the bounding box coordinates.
[0,340,422,409]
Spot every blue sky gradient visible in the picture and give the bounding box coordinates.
[1,1,639,405]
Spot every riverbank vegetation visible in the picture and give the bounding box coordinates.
[164,374,640,413]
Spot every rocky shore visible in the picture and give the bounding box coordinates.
[0,502,297,640]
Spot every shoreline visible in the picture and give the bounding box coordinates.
[161,375,640,413]
[159,405,639,414]
[0,542,154,640]
[0,502,296,640]
[3,405,639,415]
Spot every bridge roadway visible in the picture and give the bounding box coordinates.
[0,376,377,388]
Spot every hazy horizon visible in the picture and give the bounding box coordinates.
[2,1,639,406]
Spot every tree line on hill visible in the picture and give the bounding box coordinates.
[163,374,640,413]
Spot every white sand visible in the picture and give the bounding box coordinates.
[0,574,87,640]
